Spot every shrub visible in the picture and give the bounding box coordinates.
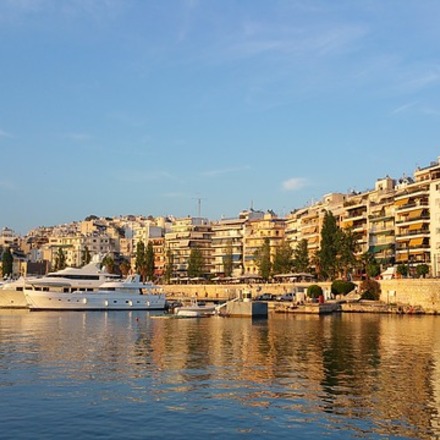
[396,264,408,277]
[359,279,381,301]
[307,284,323,299]
[331,280,356,296]
[416,264,429,278]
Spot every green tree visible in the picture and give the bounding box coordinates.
[255,238,271,281]
[396,264,408,278]
[292,239,309,273]
[223,240,233,278]
[1,247,13,278]
[145,241,155,281]
[317,211,339,280]
[307,284,323,299]
[164,249,174,283]
[102,255,116,274]
[119,259,131,277]
[360,278,381,300]
[54,247,67,271]
[337,228,358,279]
[272,240,292,275]
[416,264,429,278]
[187,247,204,278]
[135,241,147,281]
[81,245,91,267]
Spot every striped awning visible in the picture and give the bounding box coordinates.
[408,209,424,220]
[395,197,409,207]
[408,222,423,231]
[409,237,424,247]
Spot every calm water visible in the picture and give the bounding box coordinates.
[1,310,440,439]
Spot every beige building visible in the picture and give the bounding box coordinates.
[211,209,264,277]
[165,217,212,278]
[243,211,286,275]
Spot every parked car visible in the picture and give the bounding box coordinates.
[276,292,296,302]
[256,293,275,301]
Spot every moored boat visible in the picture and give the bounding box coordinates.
[173,300,216,317]
[24,274,166,311]
[0,262,119,309]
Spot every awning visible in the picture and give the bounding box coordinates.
[408,209,424,220]
[308,236,319,244]
[369,244,393,253]
[302,225,318,234]
[395,197,409,207]
[342,220,353,228]
[396,253,407,262]
[408,222,423,231]
[409,237,424,247]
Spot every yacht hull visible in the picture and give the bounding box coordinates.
[24,290,166,311]
[0,289,28,308]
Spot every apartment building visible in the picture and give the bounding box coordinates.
[243,211,286,274]
[367,177,396,265]
[211,209,264,278]
[286,193,346,259]
[165,217,212,278]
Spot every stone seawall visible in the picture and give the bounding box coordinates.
[161,282,332,300]
[161,279,440,314]
[379,279,440,313]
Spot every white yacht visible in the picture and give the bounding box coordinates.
[0,277,29,308]
[0,262,119,309]
[24,274,167,311]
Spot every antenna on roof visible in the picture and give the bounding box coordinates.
[193,195,206,217]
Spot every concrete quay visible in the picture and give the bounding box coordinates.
[162,278,440,315]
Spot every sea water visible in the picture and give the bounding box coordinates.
[1,310,439,439]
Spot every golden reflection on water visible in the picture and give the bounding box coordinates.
[1,310,440,438]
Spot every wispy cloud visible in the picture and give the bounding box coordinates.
[282,177,308,191]
[0,180,16,191]
[390,102,418,115]
[117,170,177,184]
[0,129,13,138]
[202,165,251,177]
[63,132,93,142]
[162,191,188,198]
[402,70,440,92]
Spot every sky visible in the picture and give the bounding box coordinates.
[1,0,440,234]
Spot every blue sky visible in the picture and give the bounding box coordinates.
[1,0,439,234]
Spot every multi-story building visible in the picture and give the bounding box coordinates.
[165,217,213,278]
[393,158,440,276]
[243,211,286,275]
[211,209,264,278]
[286,193,346,261]
[367,177,396,265]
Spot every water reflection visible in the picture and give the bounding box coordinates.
[1,310,440,438]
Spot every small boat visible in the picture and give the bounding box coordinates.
[24,274,166,311]
[173,300,216,318]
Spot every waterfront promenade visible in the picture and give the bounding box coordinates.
[162,278,440,314]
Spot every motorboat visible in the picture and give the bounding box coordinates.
[173,300,217,318]
[0,262,119,309]
[24,274,166,311]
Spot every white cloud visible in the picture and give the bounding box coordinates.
[202,165,251,177]
[282,177,308,191]
[390,102,417,115]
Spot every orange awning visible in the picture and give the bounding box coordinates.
[408,222,423,231]
[409,237,424,247]
[408,209,424,220]
[395,197,409,207]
